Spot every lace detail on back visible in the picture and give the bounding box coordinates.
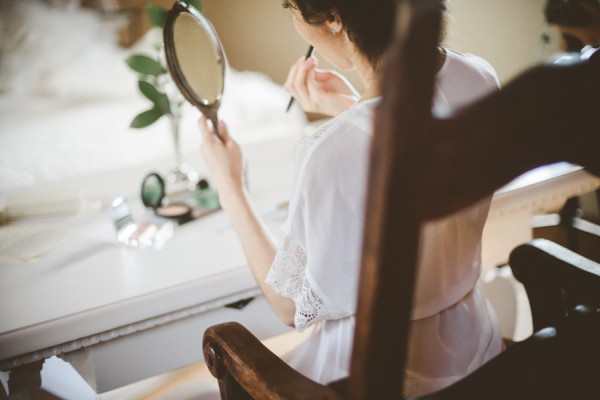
[297,119,336,154]
[266,235,346,331]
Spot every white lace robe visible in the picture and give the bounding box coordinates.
[266,49,504,396]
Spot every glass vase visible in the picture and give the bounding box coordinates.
[167,115,198,188]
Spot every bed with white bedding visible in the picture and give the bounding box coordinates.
[0,0,307,195]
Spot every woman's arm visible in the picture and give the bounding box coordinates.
[199,117,296,326]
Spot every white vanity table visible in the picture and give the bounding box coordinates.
[1,129,599,396]
[0,134,298,394]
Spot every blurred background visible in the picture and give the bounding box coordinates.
[79,0,555,90]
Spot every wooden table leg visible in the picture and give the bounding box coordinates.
[6,360,44,398]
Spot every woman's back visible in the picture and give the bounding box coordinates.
[270,49,503,397]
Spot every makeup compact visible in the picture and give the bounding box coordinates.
[141,172,193,224]
[141,172,220,224]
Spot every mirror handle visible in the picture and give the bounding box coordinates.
[202,108,224,143]
[211,116,224,143]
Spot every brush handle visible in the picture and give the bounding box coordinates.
[286,45,315,112]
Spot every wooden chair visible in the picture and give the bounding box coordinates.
[510,239,600,333]
[533,189,600,263]
[202,1,600,398]
[425,239,600,399]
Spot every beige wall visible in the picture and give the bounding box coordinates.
[204,0,551,87]
[203,0,308,85]
[445,0,549,83]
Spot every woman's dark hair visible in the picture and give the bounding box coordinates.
[544,0,600,27]
[282,0,448,67]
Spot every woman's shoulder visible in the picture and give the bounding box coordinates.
[306,101,376,162]
[441,49,500,89]
[296,101,376,189]
[434,49,500,110]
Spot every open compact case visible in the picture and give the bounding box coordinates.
[141,172,220,224]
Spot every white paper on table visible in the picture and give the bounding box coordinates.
[0,224,81,264]
[1,190,102,220]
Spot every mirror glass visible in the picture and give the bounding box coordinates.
[173,13,223,104]
[164,2,226,139]
[141,172,165,209]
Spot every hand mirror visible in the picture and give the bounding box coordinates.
[164,1,226,141]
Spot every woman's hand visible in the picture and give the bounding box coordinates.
[284,55,359,117]
[199,116,245,211]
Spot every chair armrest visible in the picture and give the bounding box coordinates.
[509,238,600,331]
[509,238,600,301]
[203,322,343,400]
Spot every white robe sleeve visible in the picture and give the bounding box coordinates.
[266,234,348,330]
[266,106,374,331]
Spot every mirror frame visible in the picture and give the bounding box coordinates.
[163,1,226,139]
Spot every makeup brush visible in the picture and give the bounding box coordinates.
[286,45,314,112]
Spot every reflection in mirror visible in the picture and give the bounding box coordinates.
[173,12,224,105]
[164,1,226,140]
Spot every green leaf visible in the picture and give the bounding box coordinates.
[145,4,167,28]
[188,0,202,12]
[138,81,171,114]
[126,55,166,76]
[130,107,164,128]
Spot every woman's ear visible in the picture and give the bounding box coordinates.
[326,10,343,35]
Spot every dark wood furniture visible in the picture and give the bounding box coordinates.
[202,1,600,398]
[533,189,600,263]
[420,239,600,400]
[510,239,600,333]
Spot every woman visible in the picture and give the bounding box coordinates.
[199,0,502,396]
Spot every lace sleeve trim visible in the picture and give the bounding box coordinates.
[265,235,346,331]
